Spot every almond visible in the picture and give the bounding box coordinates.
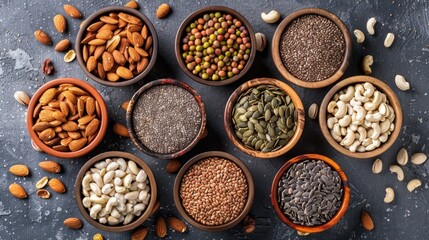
[77,97,85,117]
[69,138,87,151]
[44,137,60,146]
[34,30,52,45]
[32,122,51,132]
[155,216,167,238]
[166,159,181,173]
[128,47,141,62]
[37,189,51,199]
[113,123,129,137]
[131,227,147,240]
[99,24,118,32]
[102,52,114,72]
[87,56,97,72]
[141,25,148,39]
[63,217,82,229]
[39,128,56,141]
[88,39,107,46]
[106,35,121,52]
[53,145,70,152]
[39,160,62,173]
[100,16,119,25]
[14,91,31,106]
[64,4,82,19]
[82,45,89,62]
[112,50,126,66]
[39,110,56,122]
[62,121,79,131]
[68,87,88,96]
[39,88,58,105]
[118,12,141,25]
[97,63,106,80]
[361,210,374,231]
[137,58,149,74]
[9,164,30,177]
[107,72,120,82]
[64,49,76,63]
[93,45,106,60]
[127,24,142,33]
[167,216,187,233]
[9,183,27,199]
[96,30,113,40]
[156,3,171,19]
[125,0,139,9]
[48,178,66,193]
[54,39,70,52]
[121,100,130,111]
[144,36,152,51]
[135,47,148,57]
[53,14,67,33]
[61,137,73,146]
[85,97,96,116]
[116,66,133,79]
[85,118,100,137]
[53,110,67,122]
[87,22,105,32]
[36,176,49,189]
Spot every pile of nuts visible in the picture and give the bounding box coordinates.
[81,11,153,82]
[181,12,252,81]
[81,157,151,226]
[32,83,102,152]
[326,82,395,152]
[180,157,248,225]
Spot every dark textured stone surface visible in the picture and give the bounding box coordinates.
[0,0,428,239]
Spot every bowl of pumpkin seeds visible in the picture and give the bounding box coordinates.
[224,78,305,158]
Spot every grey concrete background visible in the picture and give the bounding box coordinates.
[0,0,428,239]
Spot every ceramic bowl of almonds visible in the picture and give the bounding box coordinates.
[76,6,158,87]
[319,75,403,158]
[271,153,350,233]
[224,77,305,158]
[75,151,157,232]
[26,78,108,158]
[173,151,254,231]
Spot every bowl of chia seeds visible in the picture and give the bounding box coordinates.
[271,154,350,233]
[175,6,256,86]
[126,78,206,159]
[173,151,254,231]
[272,8,352,89]
[224,78,305,158]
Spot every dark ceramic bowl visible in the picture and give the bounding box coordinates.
[175,5,256,86]
[272,8,352,89]
[26,78,108,158]
[75,151,157,232]
[173,151,254,231]
[75,6,158,87]
[126,78,207,159]
[271,154,350,233]
[224,78,305,158]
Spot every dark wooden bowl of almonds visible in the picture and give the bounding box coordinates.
[224,78,305,158]
[173,151,254,231]
[75,6,158,87]
[126,78,207,159]
[271,154,350,233]
[26,78,108,158]
[272,8,352,88]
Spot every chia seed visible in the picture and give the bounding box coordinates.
[132,85,201,154]
[280,14,345,82]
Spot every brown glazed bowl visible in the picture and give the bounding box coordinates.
[175,5,256,86]
[271,154,350,233]
[75,151,157,232]
[224,78,305,158]
[173,151,254,231]
[126,78,207,159]
[75,6,158,87]
[26,78,108,158]
[272,8,352,88]
[319,75,403,159]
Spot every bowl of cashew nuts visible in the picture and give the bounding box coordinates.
[319,75,402,158]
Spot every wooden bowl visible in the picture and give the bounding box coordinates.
[26,78,108,158]
[173,151,254,231]
[271,153,350,233]
[175,5,256,86]
[75,6,158,87]
[75,151,157,232]
[126,78,207,159]
[272,8,352,88]
[319,75,403,158]
[224,78,305,158]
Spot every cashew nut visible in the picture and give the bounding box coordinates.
[354,84,369,102]
[384,187,394,203]
[327,101,337,113]
[350,98,362,107]
[330,129,342,142]
[366,112,382,122]
[364,91,382,111]
[123,214,134,225]
[116,158,127,171]
[395,74,410,91]
[354,106,366,121]
[339,115,352,127]
[82,175,93,190]
[362,138,373,147]
[90,204,102,219]
[407,179,422,192]
[396,148,408,165]
[107,216,120,225]
[357,126,367,142]
[334,101,347,118]
[339,86,355,101]
[411,153,427,165]
[371,123,381,139]
[353,29,365,43]
[327,117,338,129]
[363,82,375,97]
[362,55,374,75]
[379,132,388,142]
[261,10,280,23]
[389,165,404,181]
[384,33,395,48]
[366,17,377,35]
[103,171,115,185]
[349,140,361,152]
[365,143,377,151]
[341,129,355,147]
[94,161,107,170]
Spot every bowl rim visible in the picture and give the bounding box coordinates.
[224,77,305,158]
[271,7,352,89]
[174,5,256,86]
[125,78,207,159]
[75,6,158,87]
[26,78,108,158]
[173,151,254,231]
[74,151,157,232]
[319,75,403,158]
[271,153,350,233]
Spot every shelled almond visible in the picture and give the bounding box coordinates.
[32,84,101,152]
[80,11,153,82]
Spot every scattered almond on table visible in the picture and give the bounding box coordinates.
[63,217,83,229]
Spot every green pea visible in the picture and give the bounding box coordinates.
[195,65,201,72]
[189,45,196,51]
[209,34,216,41]
[210,13,215,18]
[203,14,210,21]
[212,74,219,81]
[186,27,191,33]
[215,12,221,18]
[202,73,209,79]
[225,51,231,57]
[196,45,203,52]
[190,23,196,28]
[182,52,188,58]
[228,71,234,78]
[203,62,210,68]
[236,30,241,36]
[203,42,210,48]
[189,35,195,41]
[207,47,214,54]
[217,28,225,34]
[245,49,251,54]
